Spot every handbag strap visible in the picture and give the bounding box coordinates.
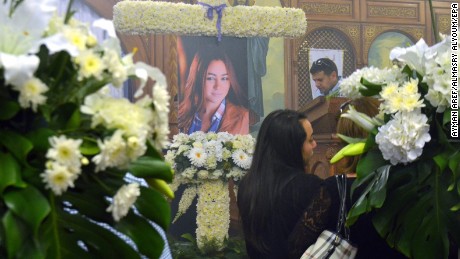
[335,174,350,239]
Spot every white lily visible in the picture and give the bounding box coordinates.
[341,105,382,132]
[0,0,76,87]
[389,38,429,76]
[0,0,56,86]
[132,62,168,98]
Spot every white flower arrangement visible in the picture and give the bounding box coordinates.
[113,1,307,38]
[338,36,453,165]
[0,0,173,257]
[166,131,255,183]
[332,35,460,258]
[166,131,255,252]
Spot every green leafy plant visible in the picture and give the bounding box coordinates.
[333,36,460,259]
[0,0,173,257]
[169,233,248,259]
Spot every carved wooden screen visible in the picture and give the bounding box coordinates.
[297,28,356,107]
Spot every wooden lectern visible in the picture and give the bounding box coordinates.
[298,96,350,179]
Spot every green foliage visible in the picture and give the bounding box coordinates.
[347,108,460,259]
[0,1,172,258]
[169,234,248,259]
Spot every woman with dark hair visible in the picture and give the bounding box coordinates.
[237,109,329,258]
[178,45,249,134]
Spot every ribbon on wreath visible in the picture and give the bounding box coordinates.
[198,2,226,42]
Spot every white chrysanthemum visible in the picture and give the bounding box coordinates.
[232,150,251,170]
[170,133,190,148]
[41,162,76,195]
[222,148,232,160]
[375,111,431,165]
[188,147,207,167]
[211,169,224,180]
[103,48,128,87]
[62,26,89,51]
[227,167,246,181]
[107,183,140,222]
[196,180,229,251]
[205,155,217,170]
[81,93,155,138]
[197,170,209,179]
[93,130,129,172]
[13,77,48,112]
[152,85,170,113]
[74,50,105,80]
[164,150,176,167]
[46,135,83,168]
[340,66,404,99]
[380,78,424,114]
[181,167,197,180]
[172,186,197,223]
[126,135,147,160]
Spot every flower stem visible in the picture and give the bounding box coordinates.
[64,0,75,24]
[49,193,62,259]
[428,0,440,43]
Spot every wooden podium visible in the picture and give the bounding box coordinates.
[298,96,350,179]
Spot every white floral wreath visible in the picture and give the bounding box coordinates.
[113,1,307,39]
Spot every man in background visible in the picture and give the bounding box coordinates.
[309,58,341,97]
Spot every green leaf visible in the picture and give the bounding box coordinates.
[135,187,171,231]
[0,100,20,120]
[0,152,26,194]
[25,128,54,152]
[49,103,79,130]
[65,106,81,130]
[128,157,173,182]
[77,78,111,100]
[50,212,142,259]
[116,213,165,258]
[181,233,196,243]
[4,186,50,236]
[2,211,27,258]
[145,141,164,159]
[0,130,34,165]
[359,77,382,96]
[369,165,390,207]
[356,148,387,179]
[79,138,99,155]
[433,152,449,172]
[335,133,366,144]
[443,108,452,126]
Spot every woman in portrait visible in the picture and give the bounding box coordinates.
[178,45,249,135]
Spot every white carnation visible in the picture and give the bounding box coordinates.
[107,183,140,222]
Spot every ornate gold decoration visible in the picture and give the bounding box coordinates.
[302,3,351,15]
[437,14,450,35]
[303,23,361,59]
[368,6,417,18]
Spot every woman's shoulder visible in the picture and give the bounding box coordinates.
[226,101,249,117]
[290,173,324,189]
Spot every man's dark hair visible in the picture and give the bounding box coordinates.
[309,58,338,75]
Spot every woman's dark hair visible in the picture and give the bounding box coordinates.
[237,109,309,253]
[178,45,246,131]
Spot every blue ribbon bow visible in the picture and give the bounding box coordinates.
[198,2,227,42]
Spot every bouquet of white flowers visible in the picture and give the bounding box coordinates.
[165,131,254,183]
[165,131,255,253]
[332,35,459,259]
[0,0,173,257]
